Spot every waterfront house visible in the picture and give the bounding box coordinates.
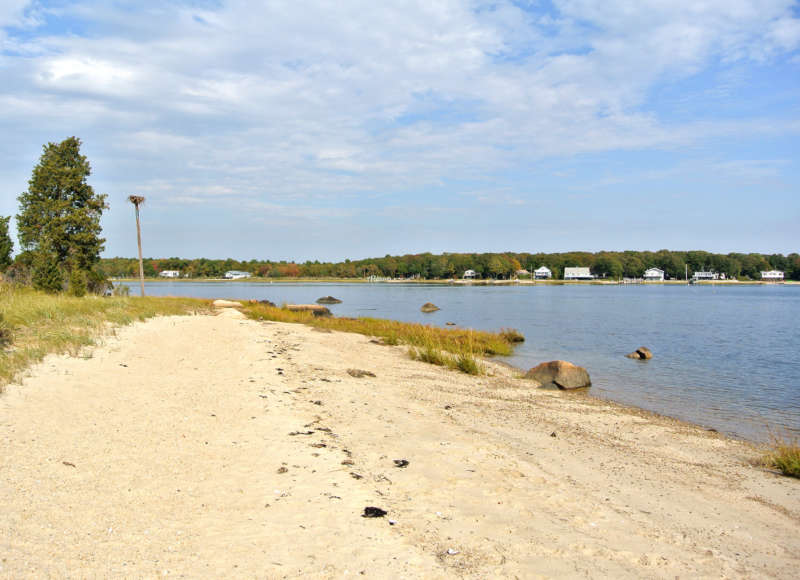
[159,270,180,278]
[463,269,476,279]
[534,266,552,280]
[643,267,665,281]
[691,271,717,281]
[761,270,784,281]
[224,270,252,280]
[564,267,593,280]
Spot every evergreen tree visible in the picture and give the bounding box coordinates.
[0,216,12,272]
[31,245,64,293]
[16,137,107,289]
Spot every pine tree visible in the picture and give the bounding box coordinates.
[16,137,107,290]
[31,246,64,293]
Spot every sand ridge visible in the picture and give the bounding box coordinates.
[1,311,798,578]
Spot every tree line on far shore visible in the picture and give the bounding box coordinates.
[97,249,800,281]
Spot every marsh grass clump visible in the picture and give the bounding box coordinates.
[763,434,800,478]
[241,302,512,375]
[500,328,525,343]
[409,344,448,367]
[454,350,482,375]
[0,285,210,390]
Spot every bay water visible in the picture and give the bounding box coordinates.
[126,281,799,442]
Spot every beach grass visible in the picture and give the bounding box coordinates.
[241,301,518,374]
[0,284,210,390]
[764,435,800,478]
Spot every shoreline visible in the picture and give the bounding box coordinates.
[2,310,797,577]
[113,277,799,286]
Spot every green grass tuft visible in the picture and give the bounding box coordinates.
[764,435,800,478]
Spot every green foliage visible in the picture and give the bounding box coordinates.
[31,250,64,293]
[16,137,107,286]
[0,216,12,272]
[68,268,88,297]
[98,250,800,282]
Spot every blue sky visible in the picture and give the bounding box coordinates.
[1,0,798,261]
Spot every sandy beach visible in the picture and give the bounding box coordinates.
[1,307,798,578]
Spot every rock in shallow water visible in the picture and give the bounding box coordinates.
[625,346,653,360]
[420,302,440,313]
[524,360,591,390]
[316,296,342,304]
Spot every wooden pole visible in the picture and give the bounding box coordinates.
[128,195,146,297]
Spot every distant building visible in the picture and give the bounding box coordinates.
[564,267,593,280]
[463,269,476,279]
[159,270,180,278]
[516,269,529,277]
[224,270,252,280]
[692,271,718,281]
[761,270,784,281]
[643,267,664,281]
[534,266,552,280]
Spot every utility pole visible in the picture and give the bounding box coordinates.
[128,195,146,297]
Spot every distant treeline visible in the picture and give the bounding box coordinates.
[98,250,799,281]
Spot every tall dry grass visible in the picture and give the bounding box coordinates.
[241,302,519,375]
[0,284,209,390]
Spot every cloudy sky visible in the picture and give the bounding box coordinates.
[1,1,799,261]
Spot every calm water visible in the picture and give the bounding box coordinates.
[126,281,800,442]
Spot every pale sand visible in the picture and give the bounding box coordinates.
[1,309,798,578]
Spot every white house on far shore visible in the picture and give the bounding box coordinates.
[643,267,665,281]
[159,270,180,278]
[564,267,593,280]
[761,270,784,281]
[692,271,726,281]
[224,270,252,280]
[534,266,552,279]
[463,269,476,279]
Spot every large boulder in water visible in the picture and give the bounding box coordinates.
[316,296,342,304]
[525,360,591,390]
[420,302,440,313]
[625,346,653,360]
